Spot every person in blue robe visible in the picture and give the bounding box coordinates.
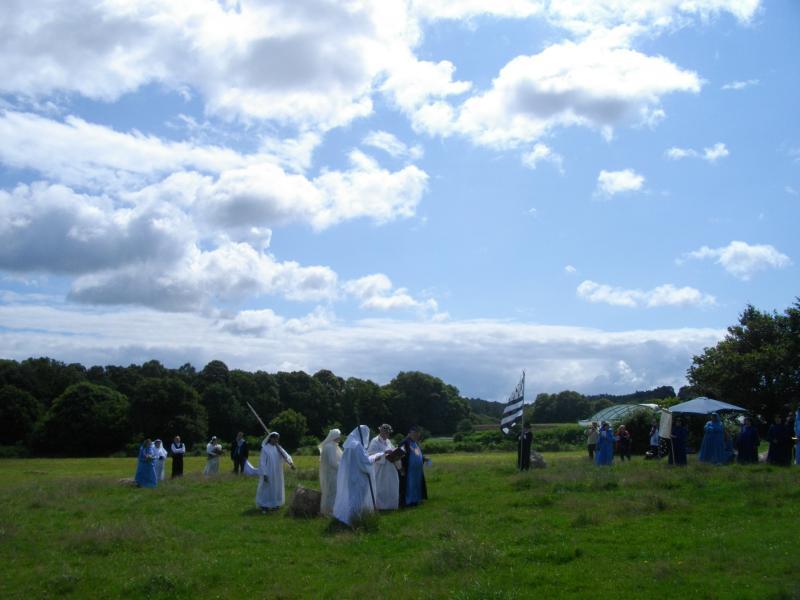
[594,422,615,466]
[698,413,727,465]
[735,417,760,464]
[795,408,800,465]
[134,438,158,488]
[767,414,792,466]
[399,426,428,507]
[668,418,688,466]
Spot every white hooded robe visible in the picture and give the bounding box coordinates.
[367,435,399,510]
[256,436,293,509]
[333,426,381,525]
[319,430,342,516]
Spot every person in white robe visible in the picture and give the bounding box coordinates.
[367,424,399,510]
[203,436,223,476]
[333,426,387,526]
[318,429,342,516]
[256,432,294,511]
[153,439,168,481]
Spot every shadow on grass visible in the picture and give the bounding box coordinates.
[322,510,380,536]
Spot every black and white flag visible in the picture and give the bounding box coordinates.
[500,373,525,435]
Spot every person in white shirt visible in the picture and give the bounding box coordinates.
[170,435,185,478]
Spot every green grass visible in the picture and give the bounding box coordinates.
[1,453,799,599]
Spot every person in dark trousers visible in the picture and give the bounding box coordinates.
[517,424,533,470]
[170,435,185,478]
[231,431,249,474]
[735,417,760,464]
[616,425,632,461]
[585,422,599,460]
[767,414,792,466]
[668,418,688,466]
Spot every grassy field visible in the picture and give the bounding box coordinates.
[1,452,799,599]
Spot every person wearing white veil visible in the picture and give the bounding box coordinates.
[153,439,168,481]
[318,429,342,516]
[333,426,387,526]
[203,436,223,476]
[368,424,400,510]
[256,432,295,512]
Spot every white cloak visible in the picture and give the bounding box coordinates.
[368,435,399,510]
[319,441,342,516]
[203,443,222,476]
[333,426,381,525]
[154,445,168,481]
[256,440,293,509]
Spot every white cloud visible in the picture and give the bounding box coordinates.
[684,241,792,280]
[0,300,725,398]
[577,280,716,308]
[522,143,564,172]
[721,79,759,91]
[565,265,577,274]
[665,142,729,162]
[343,274,438,313]
[363,130,423,161]
[786,186,798,196]
[595,169,645,196]
[411,0,543,21]
[436,35,701,148]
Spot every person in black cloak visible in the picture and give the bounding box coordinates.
[398,426,428,508]
[735,417,760,464]
[517,424,533,471]
[767,414,792,466]
[668,417,688,466]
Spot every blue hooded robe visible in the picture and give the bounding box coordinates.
[698,417,726,465]
[135,443,158,488]
[594,427,615,466]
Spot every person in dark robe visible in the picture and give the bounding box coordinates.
[231,431,249,475]
[170,435,185,478]
[794,407,800,465]
[668,418,688,466]
[767,414,792,466]
[699,413,726,464]
[735,417,760,464]
[134,438,157,488]
[616,425,632,462]
[594,422,615,466]
[517,424,533,470]
[399,426,428,507]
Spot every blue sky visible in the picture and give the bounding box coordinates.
[0,0,797,401]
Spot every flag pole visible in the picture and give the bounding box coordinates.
[518,370,526,471]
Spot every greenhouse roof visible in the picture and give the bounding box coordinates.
[577,403,658,426]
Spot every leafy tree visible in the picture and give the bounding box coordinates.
[687,301,800,422]
[383,371,469,435]
[200,360,230,388]
[275,371,328,436]
[201,383,247,441]
[129,378,207,444]
[0,385,42,444]
[18,357,85,407]
[341,377,386,431]
[36,382,129,455]
[269,408,308,452]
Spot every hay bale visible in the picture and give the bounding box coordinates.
[288,485,321,518]
[530,450,547,469]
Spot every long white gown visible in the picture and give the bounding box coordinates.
[256,439,293,509]
[333,426,380,526]
[319,440,342,516]
[203,442,221,475]
[367,435,399,510]
[153,444,168,481]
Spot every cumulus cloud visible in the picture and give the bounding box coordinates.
[595,169,645,196]
[521,143,564,172]
[427,35,700,148]
[683,241,792,280]
[666,142,729,162]
[0,301,725,398]
[577,280,716,308]
[343,274,438,313]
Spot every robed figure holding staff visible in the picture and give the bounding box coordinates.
[319,428,342,516]
[334,426,386,525]
[256,432,294,512]
[368,424,400,510]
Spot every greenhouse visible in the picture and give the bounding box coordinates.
[577,403,659,427]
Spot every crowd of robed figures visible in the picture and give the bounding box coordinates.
[583,408,800,467]
[133,424,429,526]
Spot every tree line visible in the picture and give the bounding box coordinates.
[0,359,470,456]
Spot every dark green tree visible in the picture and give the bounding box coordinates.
[0,385,42,444]
[36,382,130,455]
[275,371,328,436]
[269,408,308,452]
[687,301,800,421]
[200,360,230,389]
[202,383,247,441]
[383,371,469,435]
[129,378,207,444]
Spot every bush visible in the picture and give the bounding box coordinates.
[622,409,659,454]
[0,443,30,458]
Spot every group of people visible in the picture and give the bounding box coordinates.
[133,424,430,528]
[583,408,800,468]
[317,424,428,526]
[134,436,186,488]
